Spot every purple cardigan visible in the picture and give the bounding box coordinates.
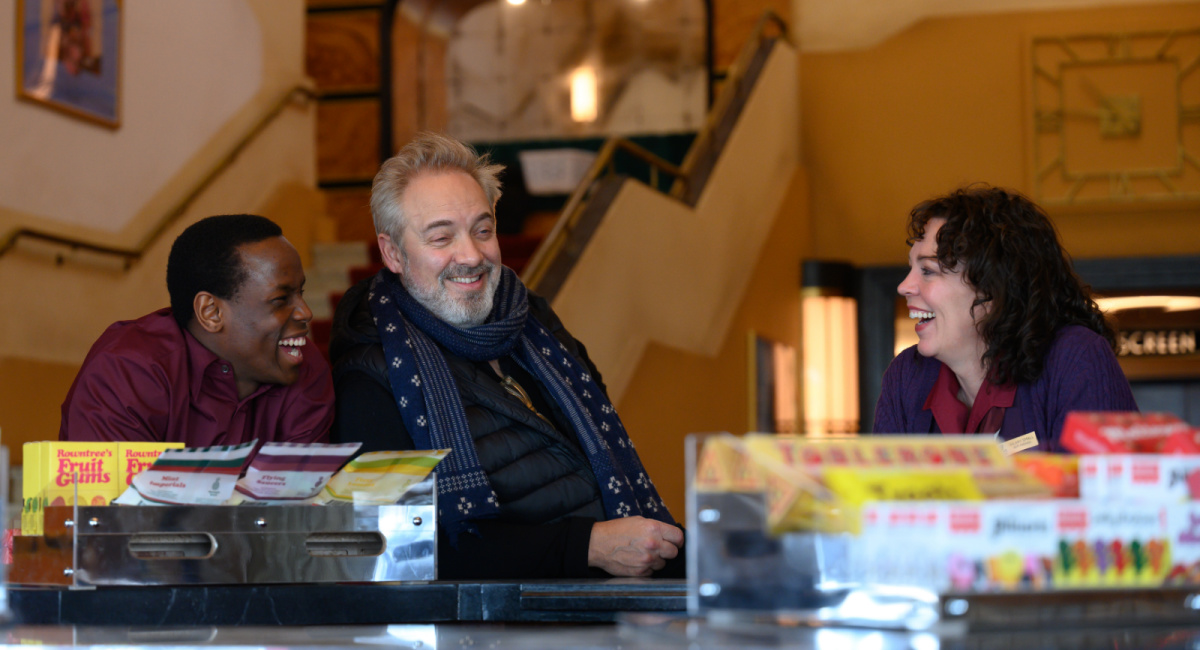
[873,325,1138,451]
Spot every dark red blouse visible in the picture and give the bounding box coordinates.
[923,363,1016,435]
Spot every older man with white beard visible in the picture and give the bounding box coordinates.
[329,132,683,580]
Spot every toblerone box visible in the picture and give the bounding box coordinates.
[117,442,185,490]
[41,442,119,509]
[21,442,42,536]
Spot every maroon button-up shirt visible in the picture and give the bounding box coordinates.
[59,308,333,446]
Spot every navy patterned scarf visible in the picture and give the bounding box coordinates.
[367,267,674,542]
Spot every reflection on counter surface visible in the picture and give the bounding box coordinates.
[7,620,1200,649]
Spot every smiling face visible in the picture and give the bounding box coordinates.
[897,218,988,373]
[208,237,312,398]
[378,170,501,328]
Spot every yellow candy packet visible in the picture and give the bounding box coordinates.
[700,434,855,535]
[694,435,766,493]
[311,449,449,505]
[822,468,985,507]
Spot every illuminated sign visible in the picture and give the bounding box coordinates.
[1118,330,1198,356]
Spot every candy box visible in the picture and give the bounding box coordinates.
[116,442,184,489]
[41,442,120,508]
[1079,455,1200,502]
[1061,412,1194,454]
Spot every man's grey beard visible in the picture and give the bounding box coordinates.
[401,254,500,328]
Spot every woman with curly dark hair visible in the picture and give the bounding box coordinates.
[873,186,1137,451]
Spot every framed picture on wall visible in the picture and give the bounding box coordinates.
[16,0,121,128]
[748,332,798,434]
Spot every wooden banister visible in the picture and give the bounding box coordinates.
[0,85,317,269]
[521,10,792,292]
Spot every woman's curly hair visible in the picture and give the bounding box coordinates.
[907,186,1116,385]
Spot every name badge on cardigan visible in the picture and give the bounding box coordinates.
[998,431,1039,456]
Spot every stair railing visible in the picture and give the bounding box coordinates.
[0,84,317,269]
[520,9,791,291]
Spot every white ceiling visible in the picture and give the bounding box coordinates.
[797,0,1199,51]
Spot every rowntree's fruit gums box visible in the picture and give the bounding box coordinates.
[24,441,122,536]
[1060,412,1197,454]
[115,441,257,506]
[41,442,120,508]
[22,442,182,535]
[21,442,42,536]
[117,442,184,489]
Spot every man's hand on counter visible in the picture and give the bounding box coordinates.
[587,516,684,577]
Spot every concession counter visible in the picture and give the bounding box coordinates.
[12,433,1200,647]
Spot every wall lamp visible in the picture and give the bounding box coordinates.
[570,65,598,123]
[801,260,859,435]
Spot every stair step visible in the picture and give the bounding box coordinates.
[312,240,370,271]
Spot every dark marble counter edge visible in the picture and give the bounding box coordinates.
[15,582,1200,629]
[9,580,689,626]
[15,621,1200,650]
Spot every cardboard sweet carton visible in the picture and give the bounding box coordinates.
[21,442,42,536]
[22,442,122,536]
[117,442,184,489]
[1079,455,1200,502]
[853,500,1178,592]
[41,442,120,507]
[1061,412,1196,454]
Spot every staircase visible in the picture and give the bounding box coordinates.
[302,5,797,388]
[522,15,797,402]
[304,1,559,358]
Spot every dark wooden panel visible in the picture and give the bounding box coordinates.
[307,10,381,93]
[317,99,381,182]
[324,187,377,241]
[390,10,448,152]
[308,0,385,10]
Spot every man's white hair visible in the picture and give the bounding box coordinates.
[370,131,504,244]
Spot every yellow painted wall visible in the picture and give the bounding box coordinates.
[613,1,1200,521]
[618,170,808,521]
[0,358,79,466]
[802,2,1200,267]
[0,1,326,463]
[0,182,327,467]
[0,0,309,240]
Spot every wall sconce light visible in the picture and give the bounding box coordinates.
[507,0,527,5]
[801,260,859,435]
[570,66,598,123]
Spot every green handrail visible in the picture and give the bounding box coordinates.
[0,84,316,269]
